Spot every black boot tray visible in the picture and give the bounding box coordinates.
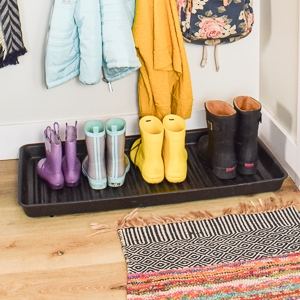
[18,129,288,217]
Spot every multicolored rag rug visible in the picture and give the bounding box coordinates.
[117,206,300,299]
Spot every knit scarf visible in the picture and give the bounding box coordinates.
[0,0,27,68]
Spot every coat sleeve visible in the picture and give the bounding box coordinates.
[45,0,80,89]
[101,0,141,82]
[74,0,102,85]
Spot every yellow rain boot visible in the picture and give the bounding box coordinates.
[130,116,164,184]
[163,114,188,183]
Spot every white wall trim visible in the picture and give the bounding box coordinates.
[0,110,207,161]
[259,107,299,187]
[0,115,139,160]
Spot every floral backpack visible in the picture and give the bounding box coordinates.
[177,0,254,71]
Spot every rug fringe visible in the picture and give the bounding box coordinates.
[88,197,299,236]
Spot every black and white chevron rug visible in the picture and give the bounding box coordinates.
[0,0,27,68]
[118,207,300,299]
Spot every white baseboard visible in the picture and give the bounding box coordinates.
[0,110,207,160]
[0,116,138,160]
[259,108,299,188]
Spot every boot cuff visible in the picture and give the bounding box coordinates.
[233,96,261,112]
[84,120,105,137]
[205,100,236,116]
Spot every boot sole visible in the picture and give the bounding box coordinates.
[82,166,107,190]
[212,166,236,180]
[108,154,130,187]
[65,180,80,187]
[165,174,187,183]
[45,181,64,190]
[37,172,64,189]
[198,154,236,180]
[237,161,257,175]
[141,173,164,184]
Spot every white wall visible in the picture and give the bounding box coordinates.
[259,0,300,187]
[0,0,260,159]
[260,0,299,140]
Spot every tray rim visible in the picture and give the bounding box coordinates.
[18,129,288,217]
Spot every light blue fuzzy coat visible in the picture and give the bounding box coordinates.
[45,0,141,89]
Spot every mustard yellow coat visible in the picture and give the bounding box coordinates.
[133,0,193,120]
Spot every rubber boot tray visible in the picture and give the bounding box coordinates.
[18,129,288,217]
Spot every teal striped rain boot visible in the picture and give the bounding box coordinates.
[82,120,107,190]
[106,118,130,187]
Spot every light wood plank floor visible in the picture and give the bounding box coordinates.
[1,159,299,299]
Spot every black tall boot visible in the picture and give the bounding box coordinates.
[197,100,237,179]
[233,96,262,175]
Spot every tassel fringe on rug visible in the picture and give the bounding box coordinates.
[89,197,298,234]
[89,198,300,299]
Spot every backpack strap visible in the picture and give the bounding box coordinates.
[200,45,207,68]
[201,45,220,72]
[214,45,220,72]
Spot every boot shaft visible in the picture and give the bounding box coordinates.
[84,120,106,181]
[44,124,62,168]
[130,116,164,184]
[205,100,237,152]
[163,114,186,156]
[37,123,64,189]
[233,96,262,174]
[197,101,237,179]
[233,96,261,143]
[139,116,164,159]
[106,118,126,179]
[163,114,187,183]
[63,121,81,187]
[64,122,78,167]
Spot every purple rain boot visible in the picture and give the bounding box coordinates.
[62,121,81,187]
[37,123,64,189]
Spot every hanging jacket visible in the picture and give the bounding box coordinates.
[45,0,141,89]
[0,0,27,68]
[132,0,193,120]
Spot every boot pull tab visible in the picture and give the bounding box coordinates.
[53,122,60,140]
[44,126,52,152]
[111,125,118,133]
[207,120,220,131]
[45,126,52,143]
[65,123,69,141]
[74,120,78,137]
[93,126,100,134]
[259,112,262,123]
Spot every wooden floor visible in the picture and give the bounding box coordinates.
[1,159,300,299]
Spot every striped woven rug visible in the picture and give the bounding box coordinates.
[118,206,300,299]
